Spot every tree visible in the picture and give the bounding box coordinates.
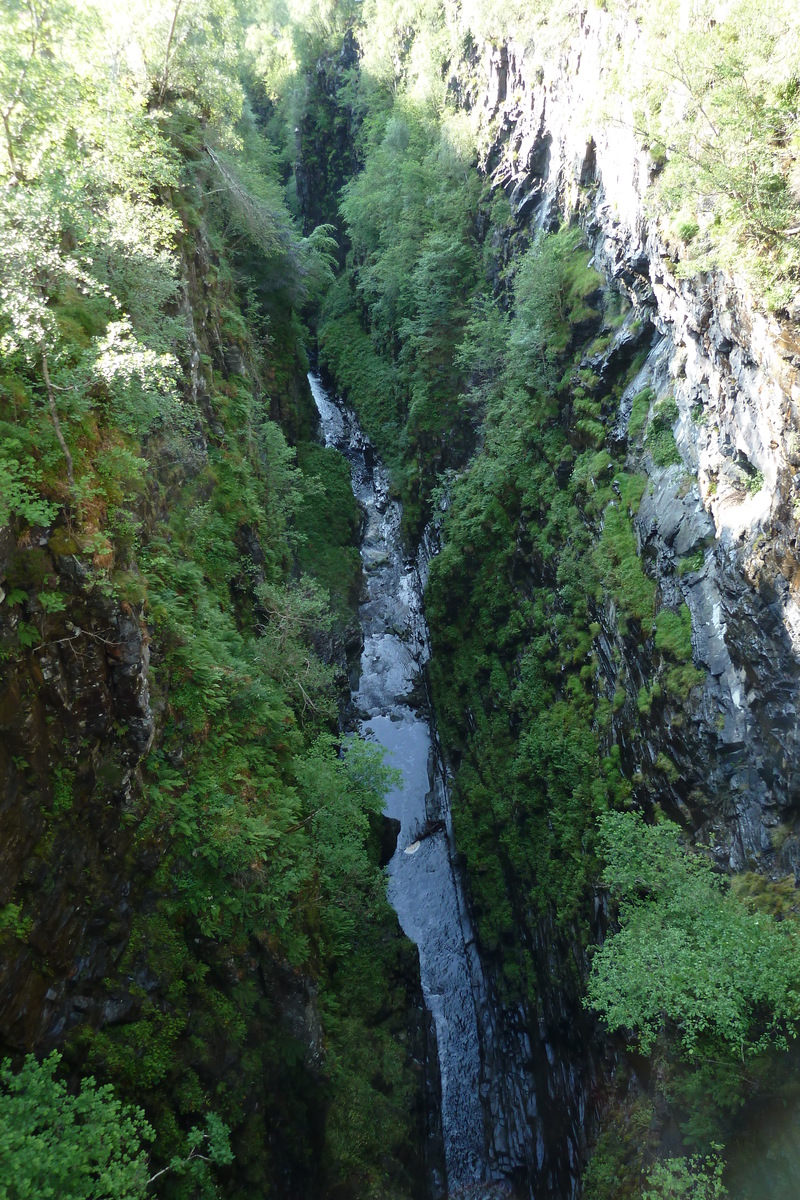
[0,1053,233,1199]
[0,1052,152,1199]
[587,811,800,1059]
[631,0,800,299]
[643,1149,727,1200]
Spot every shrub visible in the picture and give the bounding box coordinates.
[587,812,800,1059]
[628,386,655,442]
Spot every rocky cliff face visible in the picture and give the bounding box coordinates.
[442,15,800,1193]
[0,527,152,1050]
[481,12,800,864]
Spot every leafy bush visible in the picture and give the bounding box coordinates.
[0,1052,152,1199]
[643,1150,727,1199]
[588,812,800,1058]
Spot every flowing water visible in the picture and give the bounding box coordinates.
[309,374,516,1199]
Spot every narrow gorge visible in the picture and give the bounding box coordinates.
[2,2,800,1199]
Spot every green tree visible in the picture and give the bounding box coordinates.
[587,812,800,1059]
[631,0,800,299]
[0,1053,234,1199]
[0,1052,152,1199]
[643,1149,727,1200]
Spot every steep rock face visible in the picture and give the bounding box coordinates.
[481,9,800,896]
[0,221,318,1071]
[293,30,362,236]
[442,17,800,1194]
[0,528,152,1050]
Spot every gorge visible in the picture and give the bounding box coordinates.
[2,2,800,1199]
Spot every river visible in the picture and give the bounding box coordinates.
[308,373,520,1199]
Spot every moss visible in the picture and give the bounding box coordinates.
[677,548,706,576]
[637,682,662,715]
[572,449,614,491]
[564,245,604,311]
[51,765,74,816]
[646,424,682,467]
[655,751,680,781]
[6,547,53,589]
[48,528,79,557]
[588,332,613,356]
[654,605,694,662]
[627,386,654,442]
[730,872,800,919]
[644,396,681,467]
[616,472,647,514]
[112,571,148,606]
[596,502,656,627]
[770,823,792,851]
[0,902,33,944]
[577,417,606,447]
[664,663,705,700]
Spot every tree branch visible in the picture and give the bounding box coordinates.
[147,1144,210,1187]
[157,0,184,105]
[1,0,42,176]
[40,345,74,492]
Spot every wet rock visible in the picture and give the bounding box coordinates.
[310,373,531,1196]
[372,813,402,868]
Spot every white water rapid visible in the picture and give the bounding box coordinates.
[308,374,516,1199]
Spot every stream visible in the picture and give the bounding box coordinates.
[309,374,521,1199]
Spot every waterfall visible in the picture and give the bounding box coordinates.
[308,374,524,1198]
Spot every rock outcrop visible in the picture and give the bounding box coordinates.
[446,15,800,1194]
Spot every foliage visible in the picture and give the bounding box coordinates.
[0,903,33,943]
[0,1052,152,1199]
[294,442,361,622]
[654,605,694,662]
[0,5,424,1198]
[420,226,649,984]
[320,94,482,531]
[642,1150,727,1200]
[587,812,800,1059]
[629,0,800,304]
[628,387,655,443]
[0,1053,234,1200]
[8,0,797,1195]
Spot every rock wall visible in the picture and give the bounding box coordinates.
[447,14,800,1194]
[480,6,800,899]
[0,529,152,1050]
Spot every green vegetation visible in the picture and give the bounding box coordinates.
[677,548,706,576]
[295,441,362,625]
[588,812,800,1059]
[627,0,800,306]
[642,1151,727,1200]
[655,606,693,661]
[0,3,422,1196]
[0,1053,233,1200]
[646,399,682,469]
[582,812,800,1196]
[743,468,765,496]
[260,3,800,1197]
[628,387,655,443]
[0,1053,153,1199]
[3,1,798,1198]
[320,96,483,532]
